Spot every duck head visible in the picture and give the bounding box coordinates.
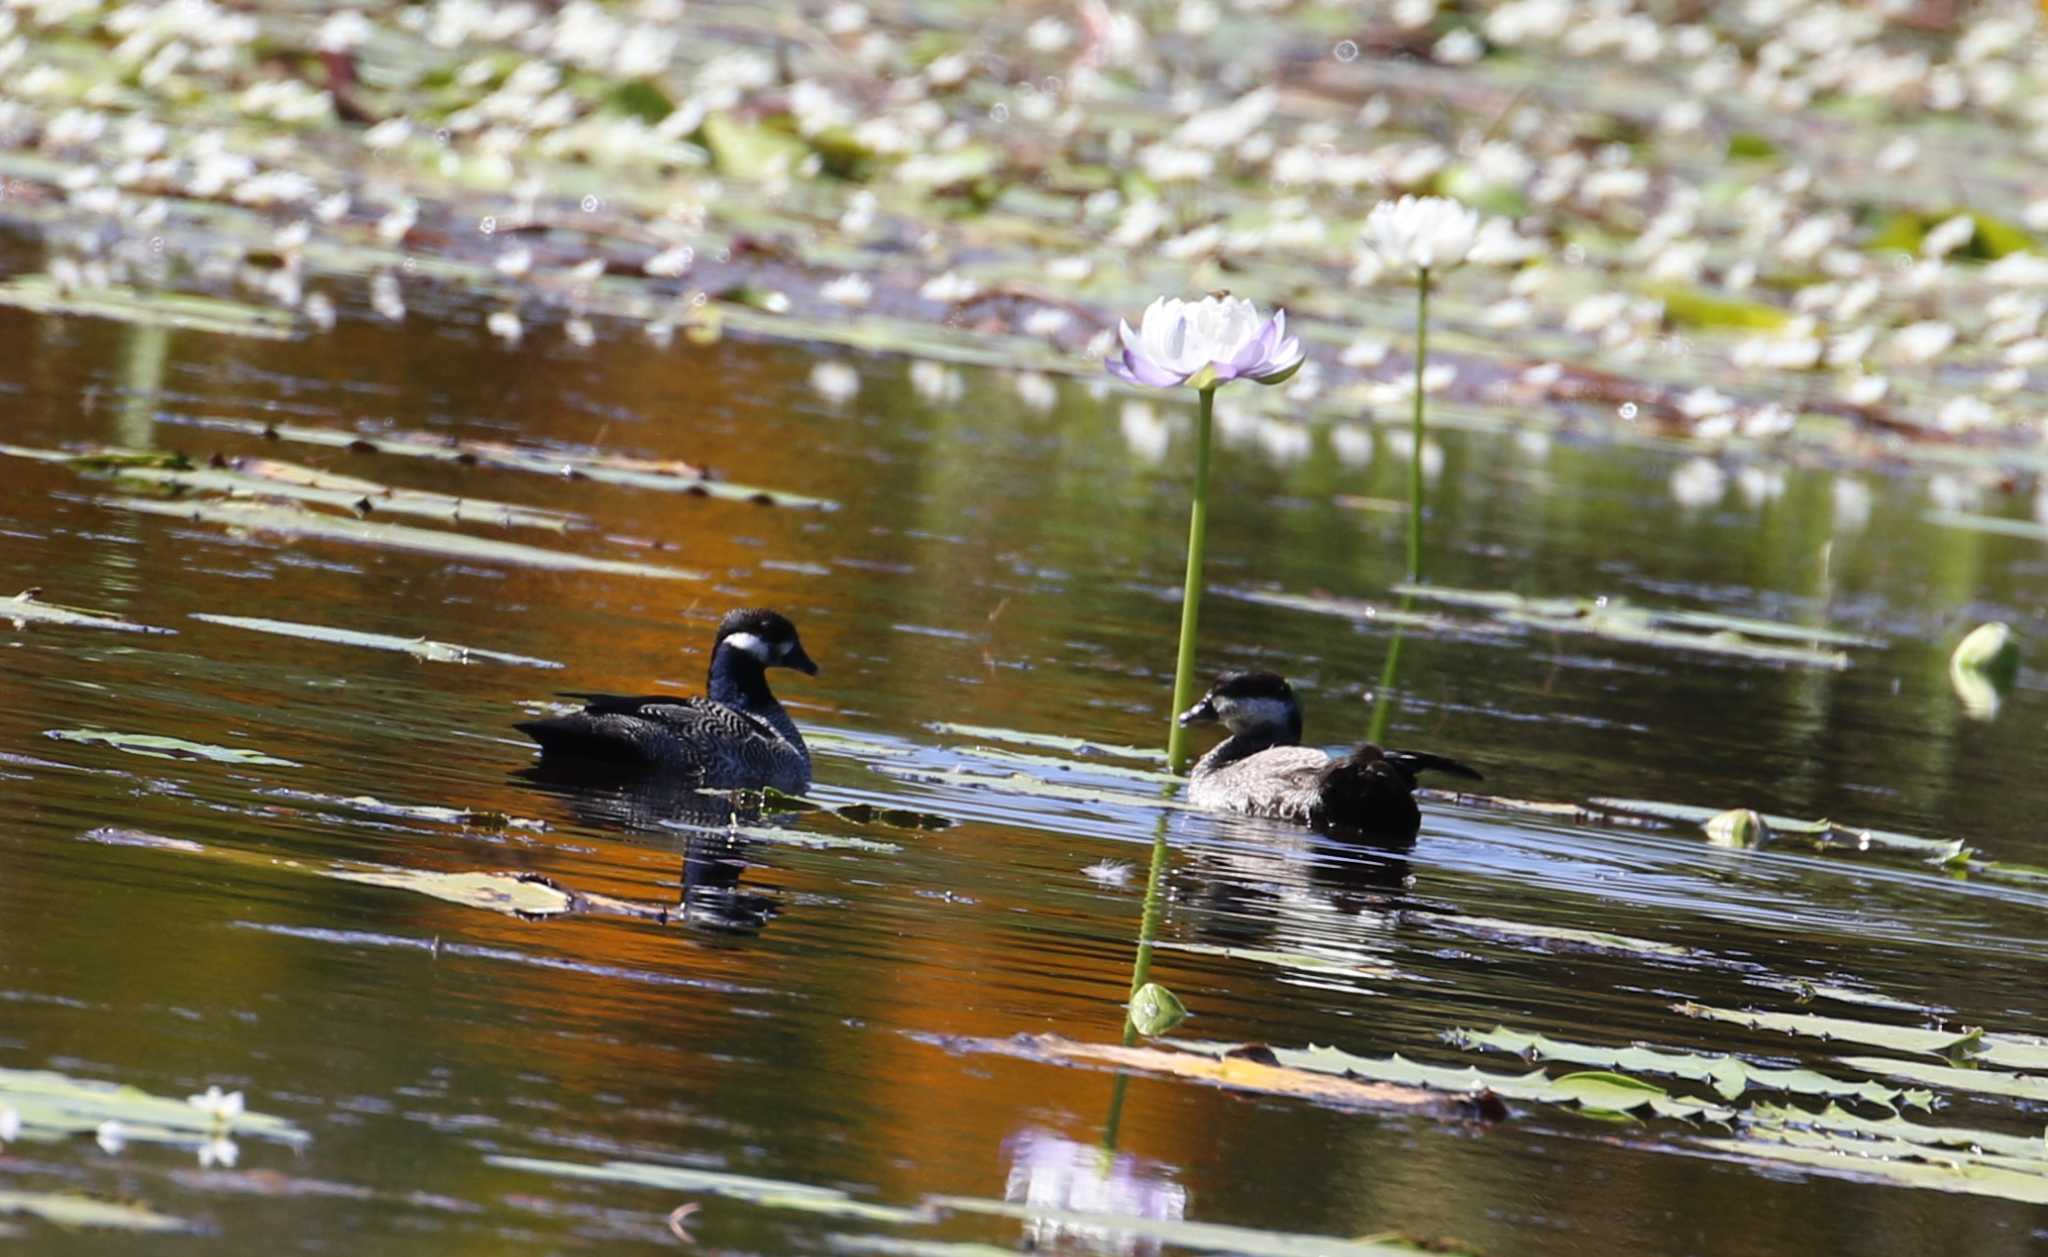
[1177,670,1303,742]
[714,608,819,676]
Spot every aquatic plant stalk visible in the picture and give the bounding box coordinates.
[1407,268,1430,585]
[1165,386,1215,774]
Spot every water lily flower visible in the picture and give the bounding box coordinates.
[97,1120,127,1154]
[187,1085,245,1125]
[0,1104,18,1143]
[1105,295,1303,391]
[199,1135,239,1169]
[1365,195,1480,274]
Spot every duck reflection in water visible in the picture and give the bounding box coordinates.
[513,763,787,935]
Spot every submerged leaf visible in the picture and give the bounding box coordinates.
[488,1155,933,1224]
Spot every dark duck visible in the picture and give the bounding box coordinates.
[1177,670,1480,842]
[517,608,817,792]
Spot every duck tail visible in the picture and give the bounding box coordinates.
[1383,749,1483,783]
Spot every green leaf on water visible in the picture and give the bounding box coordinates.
[928,722,1167,765]
[700,112,810,181]
[1837,1057,2048,1103]
[1408,913,1694,960]
[1448,1026,1928,1109]
[1673,1003,1992,1060]
[101,496,702,581]
[2,588,170,634]
[487,1155,934,1224]
[46,729,297,767]
[0,276,297,339]
[114,459,581,532]
[930,1195,1475,1257]
[0,1191,187,1233]
[1591,799,1972,864]
[192,614,563,668]
[1649,284,1791,331]
[166,417,833,508]
[0,1063,306,1148]
[1697,1121,2048,1206]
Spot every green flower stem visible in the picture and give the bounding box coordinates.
[1164,385,1215,775]
[1407,267,1431,585]
[1365,614,1409,745]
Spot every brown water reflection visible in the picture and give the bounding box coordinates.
[5,293,2048,1254]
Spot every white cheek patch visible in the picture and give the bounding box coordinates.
[1224,696,1294,731]
[724,631,772,661]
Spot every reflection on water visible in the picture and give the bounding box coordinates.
[514,766,785,933]
[6,297,2048,1254]
[1004,1128,1188,1257]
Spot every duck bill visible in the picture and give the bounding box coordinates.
[786,641,820,676]
[1176,696,1218,727]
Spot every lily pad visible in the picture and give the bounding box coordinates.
[0,275,296,340]
[1592,799,1972,864]
[164,417,832,508]
[1409,913,1694,960]
[1673,1003,1989,1059]
[1448,1026,1929,1108]
[0,1063,306,1148]
[0,1191,187,1233]
[487,1154,934,1225]
[928,721,1167,765]
[45,729,297,767]
[192,614,562,668]
[101,496,700,581]
[117,460,581,531]
[1837,1057,2048,1103]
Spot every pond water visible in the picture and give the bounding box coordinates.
[5,262,2048,1254]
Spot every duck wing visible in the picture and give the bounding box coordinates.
[518,693,783,773]
[1383,749,1483,783]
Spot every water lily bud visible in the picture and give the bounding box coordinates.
[1952,622,2020,679]
[1705,808,1768,849]
[1950,622,2019,720]
[1129,982,1188,1036]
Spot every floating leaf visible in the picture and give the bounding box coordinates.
[1448,1026,1927,1109]
[101,496,700,581]
[329,869,582,916]
[115,460,581,531]
[1673,1003,1987,1059]
[0,1062,306,1148]
[162,417,831,508]
[0,276,295,339]
[1837,1057,2048,1103]
[928,722,1167,765]
[46,729,297,767]
[1650,284,1790,331]
[1,588,170,634]
[700,112,810,181]
[1697,1123,2048,1206]
[1704,807,1768,849]
[931,1195,1473,1257]
[487,1155,934,1225]
[1591,799,1972,864]
[192,614,562,668]
[1409,913,1694,960]
[0,1191,187,1233]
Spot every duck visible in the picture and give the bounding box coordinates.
[1176,670,1480,841]
[516,608,817,791]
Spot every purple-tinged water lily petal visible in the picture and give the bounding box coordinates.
[1117,318,1145,358]
[1227,316,1282,374]
[1109,348,1189,388]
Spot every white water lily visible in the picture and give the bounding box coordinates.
[199,1134,239,1169]
[1365,195,1480,273]
[0,1104,18,1143]
[188,1085,245,1124]
[96,1120,126,1154]
[1105,295,1303,390]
